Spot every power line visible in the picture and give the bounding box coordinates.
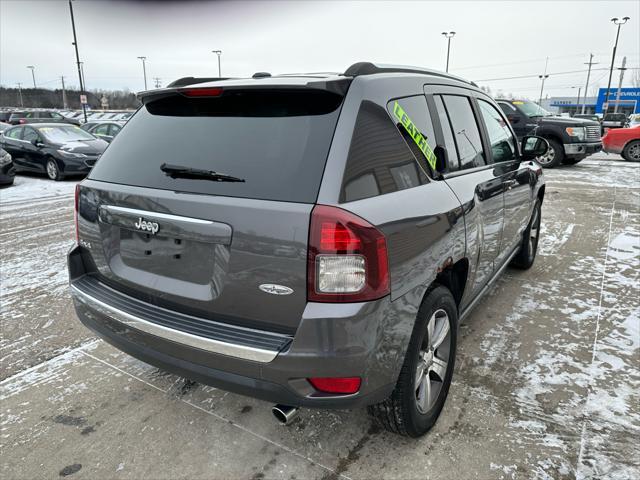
[475,66,638,82]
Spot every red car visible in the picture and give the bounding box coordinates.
[602,125,640,162]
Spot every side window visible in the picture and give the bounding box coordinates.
[340,100,428,203]
[388,96,437,178]
[51,112,63,120]
[5,127,24,139]
[109,124,121,136]
[22,128,40,143]
[478,100,517,163]
[442,95,486,170]
[94,124,110,135]
[433,95,460,172]
[498,102,515,116]
[26,112,38,118]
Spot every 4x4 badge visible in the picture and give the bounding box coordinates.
[259,284,293,295]
[134,217,159,235]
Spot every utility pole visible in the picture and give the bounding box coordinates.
[61,76,68,109]
[16,83,24,107]
[212,50,222,77]
[581,54,598,114]
[69,0,87,122]
[537,57,549,110]
[153,77,162,88]
[137,56,148,90]
[441,32,456,73]
[574,87,581,115]
[604,16,630,114]
[27,66,36,88]
[613,56,628,113]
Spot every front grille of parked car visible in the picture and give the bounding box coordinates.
[586,125,601,140]
[84,158,97,167]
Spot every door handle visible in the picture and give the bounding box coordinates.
[505,179,518,190]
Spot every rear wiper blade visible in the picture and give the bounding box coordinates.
[160,163,245,183]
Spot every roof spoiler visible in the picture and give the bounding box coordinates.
[166,77,234,88]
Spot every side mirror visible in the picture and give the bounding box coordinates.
[507,115,520,124]
[521,135,549,160]
[31,138,40,146]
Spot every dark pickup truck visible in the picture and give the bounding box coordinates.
[497,99,602,167]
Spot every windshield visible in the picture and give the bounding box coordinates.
[604,114,626,121]
[89,89,343,203]
[38,125,97,143]
[512,100,552,117]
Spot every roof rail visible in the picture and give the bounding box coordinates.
[343,62,475,86]
[166,77,233,88]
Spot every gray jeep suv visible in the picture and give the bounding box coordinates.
[68,62,547,437]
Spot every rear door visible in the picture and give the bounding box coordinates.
[78,87,344,333]
[476,97,534,265]
[426,86,504,299]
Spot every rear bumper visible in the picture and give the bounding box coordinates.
[68,246,418,408]
[563,141,602,158]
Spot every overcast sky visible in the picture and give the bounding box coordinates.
[1,0,639,100]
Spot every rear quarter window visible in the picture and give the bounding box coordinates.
[340,97,433,203]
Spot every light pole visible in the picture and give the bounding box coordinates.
[26,66,36,88]
[16,83,24,107]
[69,0,87,122]
[212,50,222,77]
[538,74,549,107]
[441,32,455,73]
[137,56,148,90]
[603,16,630,114]
[571,86,581,115]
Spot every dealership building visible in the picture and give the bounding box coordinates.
[541,87,640,116]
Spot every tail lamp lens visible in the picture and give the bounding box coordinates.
[308,377,361,394]
[308,205,389,302]
[179,87,224,97]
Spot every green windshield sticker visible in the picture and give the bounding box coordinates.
[393,101,437,171]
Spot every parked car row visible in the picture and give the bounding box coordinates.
[0,122,112,184]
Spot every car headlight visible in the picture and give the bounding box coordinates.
[57,149,87,159]
[0,152,11,167]
[565,127,586,141]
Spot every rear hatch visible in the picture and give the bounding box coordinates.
[79,85,345,333]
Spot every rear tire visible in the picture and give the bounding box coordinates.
[622,140,640,162]
[46,159,62,181]
[536,138,564,168]
[368,286,457,437]
[511,200,541,269]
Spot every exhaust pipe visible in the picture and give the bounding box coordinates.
[272,404,299,425]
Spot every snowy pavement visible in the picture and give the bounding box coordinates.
[1,154,638,479]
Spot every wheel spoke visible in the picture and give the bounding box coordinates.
[431,315,450,350]
[415,361,426,390]
[426,314,435,349]
[416,373,431,412]
[430,357,448,381]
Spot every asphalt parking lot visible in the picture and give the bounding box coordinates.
[1,154,638,480]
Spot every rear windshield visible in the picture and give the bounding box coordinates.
[88,89,343,203]
[604,114,626,121]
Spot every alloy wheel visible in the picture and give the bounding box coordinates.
[415,309,451,414]
[46,160,58,180]
[628,142,640,162]
[537,144,555,166]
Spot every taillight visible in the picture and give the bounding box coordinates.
[19,119,26,124]
[179,87,223,97]
[308,377,361,394]
[307,205,389,303]
[74,184,80,243]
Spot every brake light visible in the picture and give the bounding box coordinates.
[74,184,80,243]
[180,87,223,97]
[308,377,361,394]
[307,205,389,303]
[19,119,26,124]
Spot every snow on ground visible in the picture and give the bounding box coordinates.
[0,175,79,205]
